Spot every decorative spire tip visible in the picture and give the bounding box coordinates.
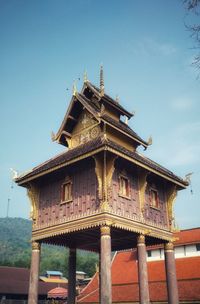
[84,70,88,83]
[73,81,77,96]
[100,64,104,96]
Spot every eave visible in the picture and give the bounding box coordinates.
[53,93,100,144]
[101,117,148,148]
[83,81,133,119]
[16,137,188,189]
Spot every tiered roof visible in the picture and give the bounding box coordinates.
[16,78,188,188]
[16,136,187,187]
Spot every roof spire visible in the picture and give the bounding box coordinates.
[84,70,88,83]
[72,81,77,96]
[100,64,104,96]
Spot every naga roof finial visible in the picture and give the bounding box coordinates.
[100,64,104,96]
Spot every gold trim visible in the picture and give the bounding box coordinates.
[93,154,103,201]
[137,234,145,244]
[31,211,173,243]
[18,144,186,189]
[166,185,177,231]
[101,118,147,148]
[164,241,174,251]
[138,169,148,216]
[18,147,105,185]
[106,155,117,193]
[100,225,110,236]
[32,241,41,251]
[106,147,187,188]
[27,184,40,226]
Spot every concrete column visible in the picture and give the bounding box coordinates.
[137,234,150,304]
[164,242,179,304]
[100,225,112,304]
[68,247,76,304]
[28,241,40,304]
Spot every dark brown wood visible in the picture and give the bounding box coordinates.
[38,159,98,226]
[164,242,179,304]
[28,242,40,304]
[68,247,76,304]
[137,235,150,304]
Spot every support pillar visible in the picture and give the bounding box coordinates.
[137,234,150,304]
[68,247,76,304]
[100,225,112,304]
[28,241,40,304]
[164,242,179,304]
[99,252,101,304]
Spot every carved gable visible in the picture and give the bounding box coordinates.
[71,110,100,148]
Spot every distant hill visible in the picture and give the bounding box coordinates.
[0,217,98,277]
[0,217,31,267]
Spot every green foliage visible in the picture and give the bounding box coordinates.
[0,217,98,278]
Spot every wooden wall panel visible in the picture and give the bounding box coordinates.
[109,162,140,219]
[143,182,168,227]
[37,159,98,226]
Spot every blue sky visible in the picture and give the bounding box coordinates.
[0,0,199,229]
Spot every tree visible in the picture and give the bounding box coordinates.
[183,0,200,72]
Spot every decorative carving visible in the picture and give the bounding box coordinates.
[71,111,100,148]
[27,184,40,225]
[166,185,177,230]
[100,200,110,212]
[138,169,148,216]
[106,155,117,198]
[93,155,103,201]
[91,126,100,139]
[100,225,110,236]
[137,234,145,244]
[32,241,41,251]
[164,241,174,251]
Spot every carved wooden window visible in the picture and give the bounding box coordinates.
[119,175,130,198]
[61,180,72,203]
[150,188,159,208]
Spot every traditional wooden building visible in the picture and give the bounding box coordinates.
[15,68,188,304]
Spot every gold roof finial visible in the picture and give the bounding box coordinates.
[84,70,88,83]
[72,81,77,96]
[100,64,104,96]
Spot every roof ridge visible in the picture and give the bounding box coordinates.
[86,81,133,118]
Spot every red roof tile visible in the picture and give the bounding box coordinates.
[0,267,67,295]
[174,227,200,246]
[78,253,200,303]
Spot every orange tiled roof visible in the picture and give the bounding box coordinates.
[174,227,200,246]
[78,250,200,303]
